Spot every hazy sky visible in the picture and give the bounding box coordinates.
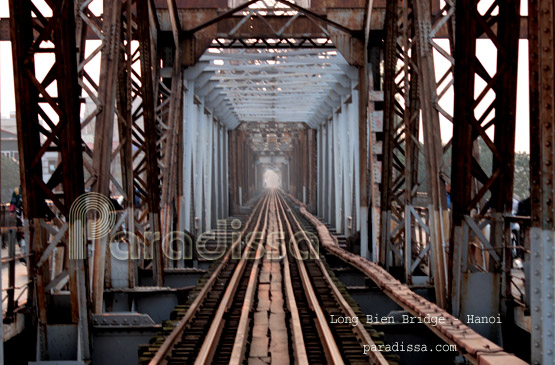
[0,2,531,153]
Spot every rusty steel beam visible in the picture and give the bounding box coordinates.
[450,0,520,324]
[138,0,164,286]
[528,0,555,363]
[89,0,123,314]
[0,15,533,41]
[116,0,138,289]
[380,0,422,274]
[113,0,164,287]
[160,47,184,267]
[166,0,181,46]
[379,0,455,309]
[412,0,454,309]
[9,0,90,360]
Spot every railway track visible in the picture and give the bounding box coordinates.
[288,194,528,365]
[139,191,397,364]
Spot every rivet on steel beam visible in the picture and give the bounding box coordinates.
[548,350,553,355]
[549,312,554,318]
[535,342,540,348]
[535,270,540,276]
[535,325,540,330]
[535,306,540,312]
[549,331,553,337]
[535,288,540,294]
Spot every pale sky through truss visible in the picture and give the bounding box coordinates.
[0,2,531,153]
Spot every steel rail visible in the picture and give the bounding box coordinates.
[290,193,528,365]
[229,191,308,364]
[229,191,275,364]
[277,192,390,365]
[148,194,269,365]
[193,193,272,364]
[274,193,345,364]
[270,193,308,363]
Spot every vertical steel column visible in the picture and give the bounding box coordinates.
[380,0,422,275]
[380,0,456,305]
[9,0,89,358]
[412,0,453,308]
[136,0,163,286]
[116,0,163,286]
[228,130,237,214]
[358,59,370,260]
[302,128,309,205]
[160,47,184,267]
[328,118,336,226]
[90,0,123,313]
[116,0,136,288]
[182,80,195,228]
[528,0,555,363]
[450,0,520,325]
[309,128,318,212]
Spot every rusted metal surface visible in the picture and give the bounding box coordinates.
[315,0,367,8]
[213,16,329,38]
[450,0,520,322]
[166,0,181,46]
[0,4,532,41]
[137,0,164,287]
[153,0,228,8]
[412,0,454,309]
[4,0,535,362]
[148,197,266,364]
[9,0,90,360]
[529,0,555,232]
[380,0,449,299]
[270,197,307,363]
[89,0,123,314]
[528,0,555,363]
[159,45,183,266]
[297,200,527,365]
[276,193,389,365]
[193,195,271,364]
[275,194,344,365]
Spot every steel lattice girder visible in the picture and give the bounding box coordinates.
[450,0,520,327]
[197,48,353,126]
[9,0,90,359]
[379,0,454,308]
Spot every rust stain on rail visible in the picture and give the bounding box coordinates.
[291,194,527,365]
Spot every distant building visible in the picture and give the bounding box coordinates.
[1,113,57,181]
[1,129,18,160]
[2,104,122,193]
